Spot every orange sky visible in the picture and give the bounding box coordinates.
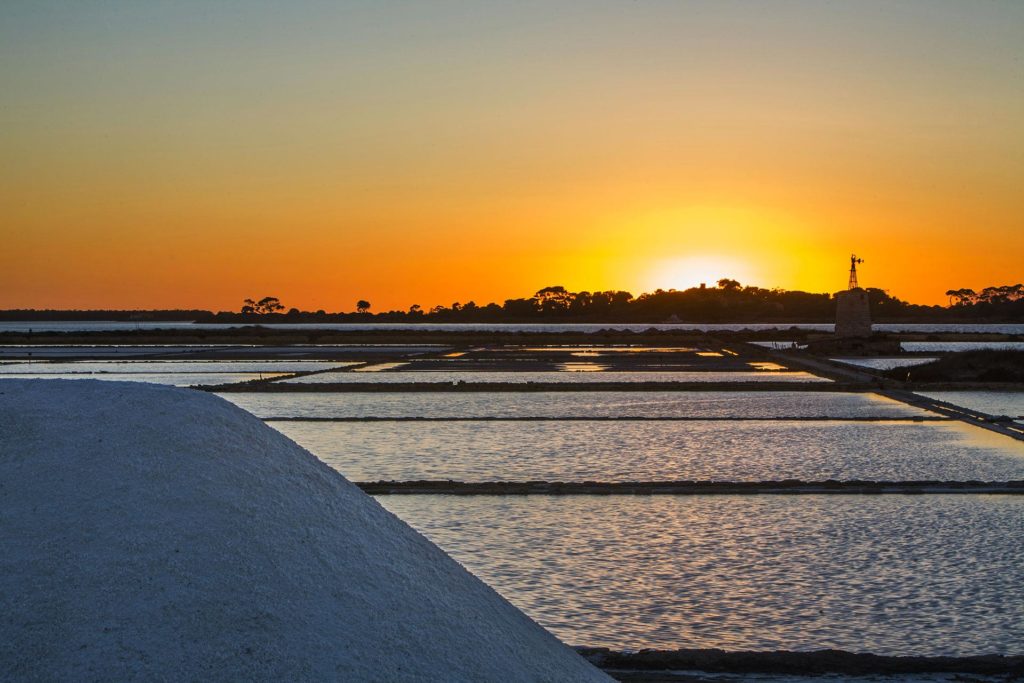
[2,2,1021,311]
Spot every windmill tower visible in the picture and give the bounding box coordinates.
[848,254,863,290]
[835,254,872,338]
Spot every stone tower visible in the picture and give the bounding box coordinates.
[835,254,872,338]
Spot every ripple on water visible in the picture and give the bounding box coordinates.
[273,420,1024,483]
[920,391,1024,420]
[220,391,930,420]
[378,494,1024,656]
[0,361,357,374]
[0,373,291,387]
[280,370,829,384]
[830,358,938,370]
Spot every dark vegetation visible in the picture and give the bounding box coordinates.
[3,281,1022,323]
[944,284,1024,309]
[884,350,1024,383]
[240,297,284,315]
[228,284,937,323]
[0,327,741,349]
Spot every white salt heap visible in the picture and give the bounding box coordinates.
[0,379,609,682]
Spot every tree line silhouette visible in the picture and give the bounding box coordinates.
[945,284,1024,309]
[4,281,1021,323]
[206,280,1024,323]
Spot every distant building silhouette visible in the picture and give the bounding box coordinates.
[835,254,872,338]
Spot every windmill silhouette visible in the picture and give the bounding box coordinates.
[848,254,864,290]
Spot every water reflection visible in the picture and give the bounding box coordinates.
[274,420,1024,482]
[921,391,1024,420]
[378,494,1024,655]
[0,372,289,387]
[220,391,929,420]
[281,370,829,384]
[558,362,608,372]
[352,362,409,372]
[832,358,939,370]
[0,360,356,373]
[901,341,1024,352]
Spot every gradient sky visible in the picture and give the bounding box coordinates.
[2,1,1022,311]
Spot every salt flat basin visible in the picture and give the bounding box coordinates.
[830,358,939,370]
[901,341,1024,352]
[221,391,931,420]
[0,372,290,387]
[0,360,357,373]
[0,359,360,387]
[280,370,830,384]
[272,419,1024,483]
[0,345,447,360]
[378,494,1024,656]
[920,391,1024,421]
[0,345,242,358]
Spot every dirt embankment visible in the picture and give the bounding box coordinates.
[579,647,1024,677]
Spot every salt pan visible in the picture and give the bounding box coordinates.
[0,379,608,681]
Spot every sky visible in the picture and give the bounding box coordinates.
[2,1,1022,311]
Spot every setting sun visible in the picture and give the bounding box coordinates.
[2,4,1024,679]
[1,2,1021,310]
[647,255,760,292]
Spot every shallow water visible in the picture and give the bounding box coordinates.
[920,391,1024,420]
[0,372,288,387]
[831,358,938,370]
[280,370,829,384]
[378,494,1024,656]
[221,391,929,420]
[0,360,356,374]
[901,341,1024,352]
[0,344,448,359]
[274,420,1024,482]
[749,341,806,349]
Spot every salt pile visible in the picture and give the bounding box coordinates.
[0,379,609,681]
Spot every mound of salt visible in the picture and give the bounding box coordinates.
[0,379,608,682]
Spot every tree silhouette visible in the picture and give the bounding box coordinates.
[945,288,976,306]
[979,284,1024,304]
[241,296,284,314]
[356,300,371,313]
[533,286,575,314]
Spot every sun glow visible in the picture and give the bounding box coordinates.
[647,255,759,293]
[1,3,1021,309]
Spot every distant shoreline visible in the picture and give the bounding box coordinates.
[6,323,1024,339]
[3,315,1023,325]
